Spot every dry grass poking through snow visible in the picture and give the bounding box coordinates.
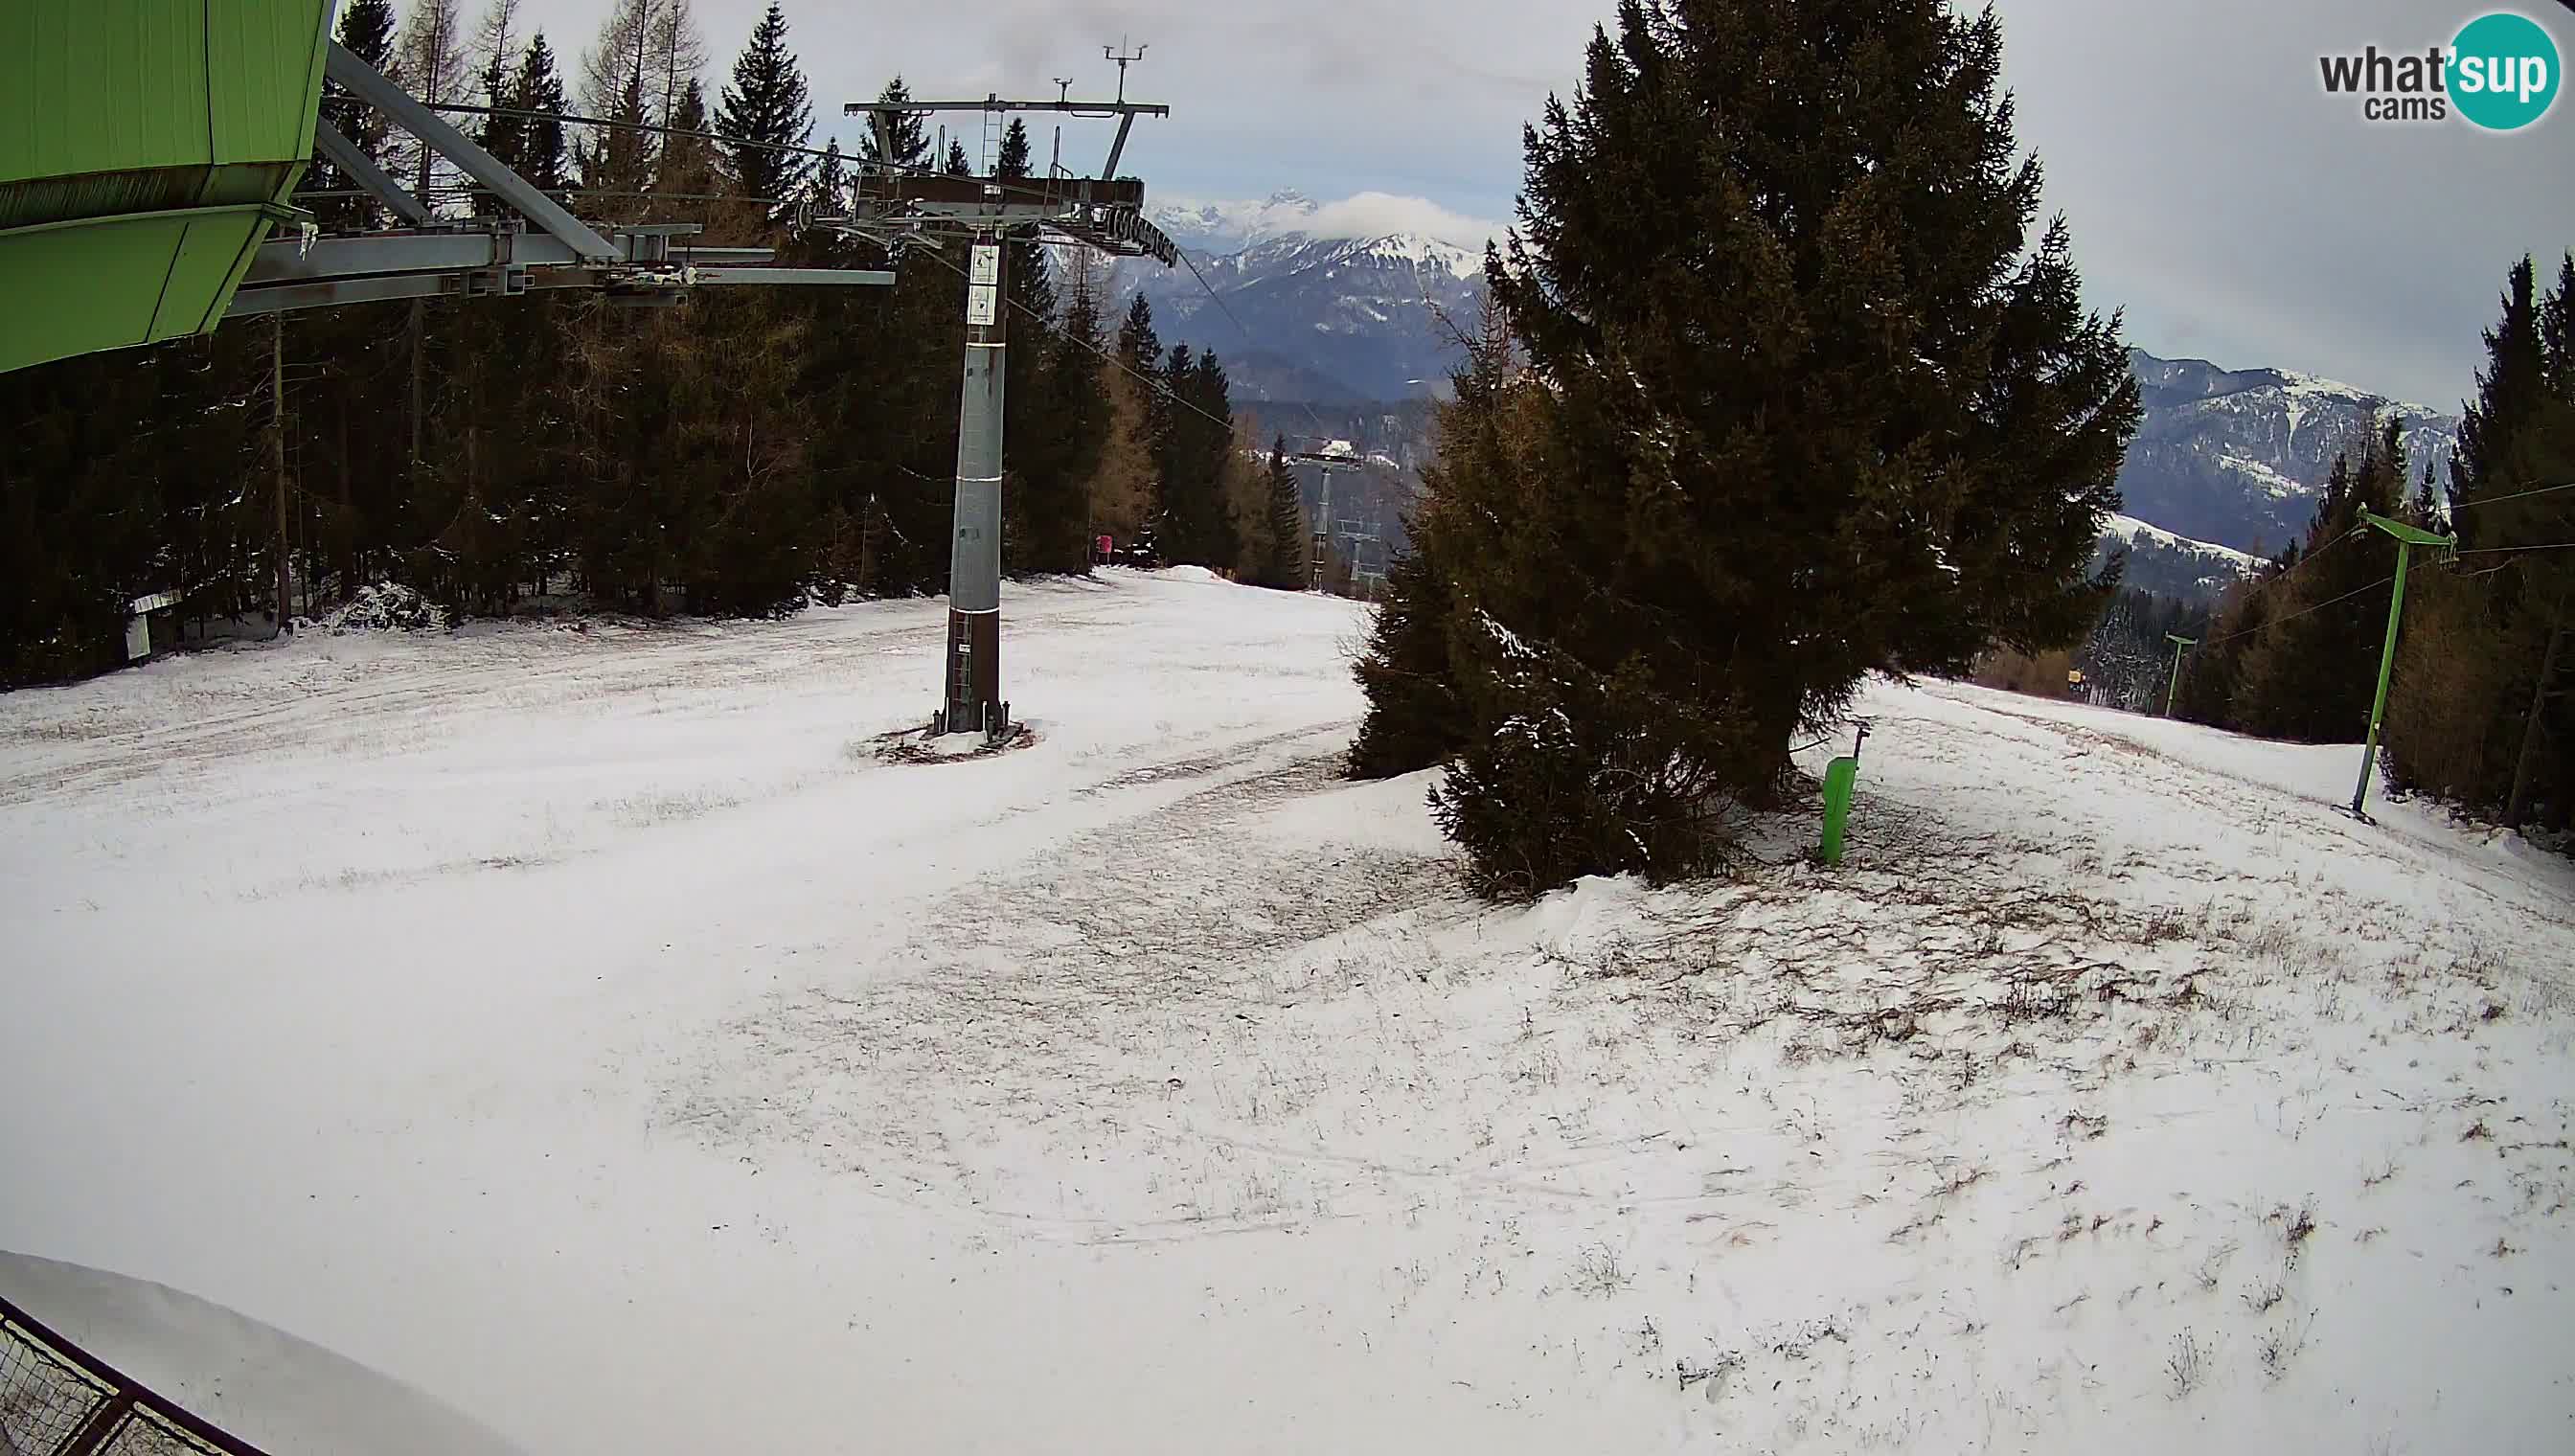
[14,578,2567,1454]
[660,686,2575,1452]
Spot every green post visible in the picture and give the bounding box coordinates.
[2163,634,2195,717]
[1819,757,1858,865]
[2350,510,2453,819]
[1816,720,1871,865]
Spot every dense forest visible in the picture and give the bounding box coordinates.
[2153,253,2575,830]
[0,0,1311,687]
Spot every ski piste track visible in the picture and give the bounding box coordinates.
[5,570,2574,1452]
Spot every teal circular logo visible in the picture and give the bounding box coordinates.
[2450,11,2561,130]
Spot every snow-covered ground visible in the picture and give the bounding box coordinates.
[4,570,2573,1453]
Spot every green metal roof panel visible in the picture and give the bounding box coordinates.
[0,0,334,374]
[0,206,280,373]
[1,0,331,184]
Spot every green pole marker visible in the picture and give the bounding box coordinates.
[1816,720,1871,865]
[2163,634,2196,717]
[1819,757,1858,864]
[2350,510,2454,820]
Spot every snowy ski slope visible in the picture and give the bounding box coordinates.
[3,570,2571,1452]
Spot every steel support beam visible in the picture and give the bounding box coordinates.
[1103,113,1136,179]
[244,230,794,284]
[313,121,434,227]
[247,229,511,282]
[230,262,893,317]
[691,267,896,285]
[228,270,557,315]
[325,39,619,261]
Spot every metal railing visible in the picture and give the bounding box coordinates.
[0,1292,270,1456]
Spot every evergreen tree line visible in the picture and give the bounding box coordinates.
[0,0,1309,687]
[2070,588,2211,713]
[1345,0,2142,899]
[2167,253,2575,830]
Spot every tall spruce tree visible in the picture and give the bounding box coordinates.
[807,137,846,218]
[714,1,813,215]
[650,78,721,214]
[2388,253,2575,827]
[1361,0,2140,895]
[1262,439,1308,588]
[1154,347,1241,567]
[2452,260,2549,546]
[513,34,571,199]
[1116,294,1160,375]
[308,0,401,231]
[857,78,930,172]
[2233,427,2405,741]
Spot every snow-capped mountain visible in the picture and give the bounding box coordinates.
[1117,191,1489,402]
[2093,512,2263,604]
[2117,350,2459,557]
[1116,197,2460,558]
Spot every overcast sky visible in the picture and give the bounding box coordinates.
[522,0,2575,408]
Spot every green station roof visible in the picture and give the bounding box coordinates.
[1,0,334,375]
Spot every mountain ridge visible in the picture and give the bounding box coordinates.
[1112,193,2461,561]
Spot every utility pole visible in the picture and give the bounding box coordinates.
[271,314,294,636]
[2349,509,2454,820]
[842,62,1175,742]
[2162,634,2195,717]
[939,231,1010,737]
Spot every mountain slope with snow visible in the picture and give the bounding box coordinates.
[2119,350,2460,555]
[3,575,2570,1453]
[1120,191,1488,400]
[2097,511,2266,603]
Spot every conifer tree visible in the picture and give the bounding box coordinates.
[1262,439,1308,588]
[654,78,721,206]
[513,34,571,199]
[2233,428,2405,740]
[857,78,929,172]
[1010,252,1108,574]
[806,137,846,218]
[1367,0,2140,893]
[308,0,401,232]
[2388,253,2575,825]
[714,1,813,215]
[1116,294,1160,375]
[2452,261,2548,545]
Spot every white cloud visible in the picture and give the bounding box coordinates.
[1302,193,1505,249]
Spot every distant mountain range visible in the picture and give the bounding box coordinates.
[1114,193,2463,590]
[1117,191,1485,402]
[2118,350,2460,557]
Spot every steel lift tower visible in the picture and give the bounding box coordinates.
[841,67,1177,741]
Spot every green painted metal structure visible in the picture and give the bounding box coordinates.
[0,0,334,375]
[1818,756,1860,865]
[2349,509,2455,820]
